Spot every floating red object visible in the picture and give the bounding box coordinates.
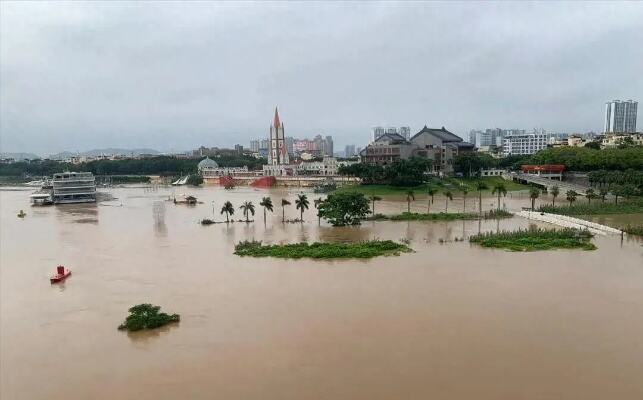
[250,176,276,188]
[50,265,71,284]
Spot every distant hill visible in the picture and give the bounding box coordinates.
[0,152,41,160]
[47,148,161,160]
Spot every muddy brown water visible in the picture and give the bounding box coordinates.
[1,186,642,400]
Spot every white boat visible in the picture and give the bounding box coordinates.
[25,180,44,186]
[51,172,97,204]
[171,176,189,186]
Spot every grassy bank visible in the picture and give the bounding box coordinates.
[367,209,513,221]
[336,176,528,196]
[539,198,643,215]
[469,228,596,251]
[234,240,412,259]
[624,225,643,236]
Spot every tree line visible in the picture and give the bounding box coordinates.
[0,155,267,177]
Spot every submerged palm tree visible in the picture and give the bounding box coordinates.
[476,181,488,214]
[491,183,507,210]
[585,188,596,205]
[566,190,577,206]
[259,197,274,224]
[551,185,560,207]
[599,188,608,203]
[239,201,255,223]
[406,190,415,213]
[220,201,234,223]
[461,186,469,212]
[281,199,291,223]
[368,195,382,215]
[295,193,309,222]
[529,187,540,211]
[444,190,453,212]
[426,187,437,213]
[314,197,323,225]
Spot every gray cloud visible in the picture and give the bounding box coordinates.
[1,1,642,155]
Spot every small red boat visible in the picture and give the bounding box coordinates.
[50,265,71,284]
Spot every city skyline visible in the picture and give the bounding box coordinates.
[2,2,643,154]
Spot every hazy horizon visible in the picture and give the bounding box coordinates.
[1,1,642,155]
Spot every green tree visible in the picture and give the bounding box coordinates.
[314,197,323,225]
[599,188,608,203]
[453,152,495,177]
[220,201,234,223]
[476,181,489,214]
[406,190,415,213]
[585,188,596,205]
[281,199,291,223]
[317,192,370,226]
[368,195,382,215]
[551,185,560,206]
[186,174,204,186]
[529,187,540,211]
[295,193,309,222]
[259,197,273,225]
[426,187,437,213]
[239,201,255,222]
[566,190,577,206]
[491,183,507,210]
[461,186,469,212]
[444,190,453,212]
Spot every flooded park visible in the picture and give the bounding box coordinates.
[1,185,642,400]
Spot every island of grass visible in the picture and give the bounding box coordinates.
[117,304,180,332]
[623,225,643,236]
[368,209,513,221]
[234,240,412,259]
[539,198,643,216]
[336,177,529,197]
[469,228,596,252]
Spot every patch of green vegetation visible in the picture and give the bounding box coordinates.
[623,225,643,236]
[336,177,528,197]
[234,240,412,259]
[469,228,596,252]
[367,209,513,221]
[539,198,643,215]
[118,304,180,332]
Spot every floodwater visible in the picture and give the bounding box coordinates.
[1,185,642,400]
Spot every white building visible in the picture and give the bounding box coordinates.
[502,130,550,156]
[371,126,411,142]
[198,157,248,177]
[604,99,637,133]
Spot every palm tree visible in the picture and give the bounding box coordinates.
[599,188,608,203]
[426,187,437,213]
[259,197,273,224]
[585,188,595,205]
[295,193,309,222]
[239,201,255,223]
[529,187,540,211]
[314,197,322,225]
[220,201,234,223]
[491,183,507,210]
[281,199,291,223]
[406,190,415,213]
[444,190,453,212]
[551,185,560,207]
[566,190,577,206]
[461,186,469,212]
[368,195,382,215]
[475,181,488,214]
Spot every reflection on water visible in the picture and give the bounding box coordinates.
[1,186,643,400]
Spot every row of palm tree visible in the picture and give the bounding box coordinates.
[218,194,311,224]
[399,182,492,214]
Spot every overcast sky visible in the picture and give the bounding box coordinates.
[1,1,642,155]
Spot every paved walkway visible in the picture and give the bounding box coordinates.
[509,173,590,194]
[518,211,622,235]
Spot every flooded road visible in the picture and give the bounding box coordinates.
[1,185,642,400]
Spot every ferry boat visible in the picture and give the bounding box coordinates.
[51,172,97,204]
[50,265,72,283]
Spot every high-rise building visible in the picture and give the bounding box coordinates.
[344,145,356,157]
[285,136,294,156]
[502,129,550,156]
[268,107,289,165]
[324,136,334,157]
[371,126,411,142]
[249,139,260,153]
[604,100,637,133]
[399,126,411,140]
[371,126,386,142]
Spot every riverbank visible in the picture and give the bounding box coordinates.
[469,228,596,251]
[335,176,529,197]
[234,240,412,259]
[367,209,513,221]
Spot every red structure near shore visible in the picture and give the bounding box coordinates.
[250,176,276,188]
[521,164,565,174]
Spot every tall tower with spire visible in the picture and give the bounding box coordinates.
[269,107,289,165]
